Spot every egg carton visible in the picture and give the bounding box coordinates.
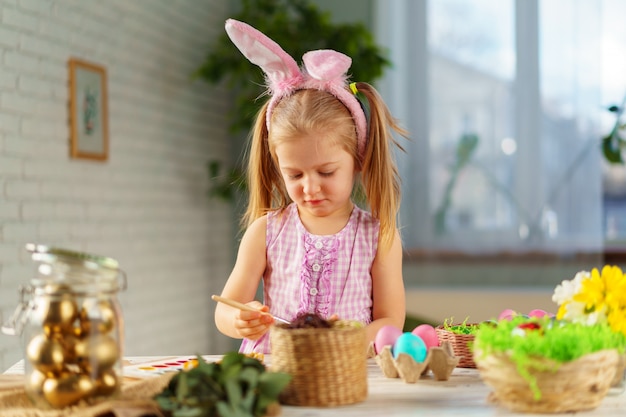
[368,341,460,383]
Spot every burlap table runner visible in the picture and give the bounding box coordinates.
[0,374,173,417]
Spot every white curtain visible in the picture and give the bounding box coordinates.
[375,0,618,254]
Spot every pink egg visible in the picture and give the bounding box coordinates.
[498,309,517,320]
[374,325,402,354]
[411,324,440,349]
[528,309,550,318]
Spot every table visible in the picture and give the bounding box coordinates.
[4,356,626,416]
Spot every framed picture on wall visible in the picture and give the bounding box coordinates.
[69,58,109,161]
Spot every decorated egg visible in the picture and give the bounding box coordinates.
[26,334,65,374]
[25,369,47,397]
[374,325,402,354]
[79,299,118,335]
[411,324,440,349]
[393,332,427,363]
[528,309,550,318]
[42,372,95,408]
[94,369,119,396]
[498,309,517,321]
[74,334,119,372]
[34,294,79,336]
[512,321,543,337]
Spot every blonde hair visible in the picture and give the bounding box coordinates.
[243,84,406,250]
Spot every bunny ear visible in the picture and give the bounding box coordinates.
[225,19,302,90]
[303,50,352,81]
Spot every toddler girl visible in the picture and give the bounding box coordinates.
[214,19,407,353]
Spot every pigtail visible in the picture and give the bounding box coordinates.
[242,102,290,229]
[355,82,407,251]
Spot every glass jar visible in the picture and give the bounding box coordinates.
[2,243,126,409]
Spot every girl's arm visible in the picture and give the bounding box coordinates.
[367,228,406,342]
[214,216,273,341]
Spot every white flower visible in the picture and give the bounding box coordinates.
[558,300,585,321]
[551,270,589,304]
[585,309,608,325]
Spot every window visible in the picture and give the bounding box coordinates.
[376,0,625,257]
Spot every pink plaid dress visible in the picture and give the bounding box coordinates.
[239,203,379,354]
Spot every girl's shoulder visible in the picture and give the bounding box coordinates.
[266,204,297,241]
[266,204,295,224]
[244,214,268,240]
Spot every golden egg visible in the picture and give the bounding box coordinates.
[74,334,119,372]
[58,334,81,364]
[94,369,120,396]
[25,369,47,397]
[26,334,65,374]
[79,299,117,335]
[72,324,85,338]
[36,296,79,336]
[42,373,95,408]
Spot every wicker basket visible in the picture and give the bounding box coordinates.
[474,349,619,413]
[435,325,476,368]
[611,352,626,387]
[270,321,368,406]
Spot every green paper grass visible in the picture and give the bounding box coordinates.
[442,317,481,335]
[474,317,626,399]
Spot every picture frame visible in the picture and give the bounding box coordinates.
[69,57,109,161]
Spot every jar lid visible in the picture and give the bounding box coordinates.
[25,243,120,270]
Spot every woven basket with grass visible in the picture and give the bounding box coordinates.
[475,349,618,413]
[435,324,477,368]
[270,320,367,406]
[473,316,626,413]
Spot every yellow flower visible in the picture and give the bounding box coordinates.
[607,307,626,336]
[573,267,607,312]
[564,265,626,336]
[556,303,568,320]
[607,271,626,308]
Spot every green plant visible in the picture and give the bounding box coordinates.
[154,352,291,417]
[433,133,479,234]
[434,96,626,236]
[207,160,247,202]
[602,95,626,164]
[195,0,390,135]
[442,317,480,335]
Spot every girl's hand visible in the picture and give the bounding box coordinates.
[233,301,274,341]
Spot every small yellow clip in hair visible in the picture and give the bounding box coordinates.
[349,82,358,95]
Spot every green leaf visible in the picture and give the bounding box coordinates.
[153,352,289,417]
[172,407,205,417]
[216,401,251,417]
[176,373,190,402]
[220,352,245,370]
[602,128,625,164]
[237,366,260,387]
[258,372,292,398]
[254,396,275,417]
[224,379,243,405]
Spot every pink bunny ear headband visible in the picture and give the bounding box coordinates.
[224,18,369,158]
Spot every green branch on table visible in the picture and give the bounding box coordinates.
[153,352,291,417]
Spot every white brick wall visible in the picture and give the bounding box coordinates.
[0,0,238,371]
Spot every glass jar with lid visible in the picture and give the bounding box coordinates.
[2,243,126,409]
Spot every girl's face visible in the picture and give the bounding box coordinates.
[274,133,356,219]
